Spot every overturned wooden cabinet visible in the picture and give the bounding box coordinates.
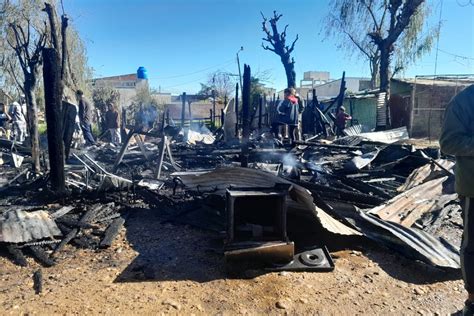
[224,184,294,267]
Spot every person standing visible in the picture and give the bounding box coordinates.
[335,106,352,137]
[76,90,96,147]
[439,85,474,316]
[0,103,12,138]
[9,101,27,142]
[62,96,78,161]
[271,88,299,143]
[105,102,121,145]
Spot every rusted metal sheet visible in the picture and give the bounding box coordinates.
[0,210,62,243]
[368,176,457,227]
[173,167,361,236]
[358,211,460,269]
[398,159,455,192]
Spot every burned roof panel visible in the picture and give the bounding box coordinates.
[0,210,62,243]
[173,167,361,236]
[368,176,457,227]
[358,211,460,269]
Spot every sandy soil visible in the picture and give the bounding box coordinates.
[0,204,465,316]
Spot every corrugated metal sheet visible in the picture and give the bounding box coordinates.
[376,92,387,127]
[173,167,361,236]
[358,127,409,144]
[358,211,460,269]
[398,159,455,192]
[368,176,457,227]
[0,210,62,243]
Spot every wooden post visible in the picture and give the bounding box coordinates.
[181,92,186,127]
[235,82,239,137]
[113,129,134,172]
[156,111,167,179]
[42,48,65,194]
[221,108,225,127]
[241,64,251,167]
[258,94,263,129]
[188,101,192,126]
[212,89,216,126]
[209,109,213,126]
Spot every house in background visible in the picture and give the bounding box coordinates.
[278,71,372,100]
[92,67,149,108]
[390,76,474,139]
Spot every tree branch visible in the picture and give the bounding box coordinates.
[287,34,298,54]
[261,43,276,53]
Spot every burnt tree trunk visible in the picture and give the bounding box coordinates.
[24,80,41,173]
[379,44,391,93]
[42,48,65,194]
[282,58,296,88]
[235,82,239,137]
[369,54,380,90]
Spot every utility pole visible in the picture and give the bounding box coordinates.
[236,46,243,96]
[241,64,251,168]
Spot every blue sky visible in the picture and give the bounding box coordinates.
[65,0,474,94]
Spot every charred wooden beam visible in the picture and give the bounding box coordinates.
[240,64,251,167]
[29,245,55,267]
[294,140,363,150]
[235,82,239,137]
[33,270,42,295]
[99,217,125,248]
[6,244,28,267]
[181,92,186,127]
[52,228,78,256]
[295,180,385,207]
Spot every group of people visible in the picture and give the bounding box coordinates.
[0,90,122,161]
[271,87,352,143]
[0,97,28,143]
[62,90,122,160]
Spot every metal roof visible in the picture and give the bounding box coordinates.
[173,167,361,236]
[368,176,457,227]
[0,210,62,243]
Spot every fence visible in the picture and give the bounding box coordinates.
[403,75,474,141]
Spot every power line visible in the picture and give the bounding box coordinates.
[456,0,474,7]
[437,48,474,61]
[159,74,209,90]
[147,59,235,80]
[433,0,443,76]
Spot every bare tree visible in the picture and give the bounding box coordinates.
[5,1,47,172]
[261,11,298,89]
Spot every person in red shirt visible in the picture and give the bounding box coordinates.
[271,88,299,143]
[335,106,352,137]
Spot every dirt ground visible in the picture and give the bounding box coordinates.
[0,204,466,316]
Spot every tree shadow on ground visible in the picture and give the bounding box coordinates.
[114,205,226,283]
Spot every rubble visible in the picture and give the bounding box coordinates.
[0,122,463,275]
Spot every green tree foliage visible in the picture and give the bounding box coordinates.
[324,0,436,90]
[92,86,120,114]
